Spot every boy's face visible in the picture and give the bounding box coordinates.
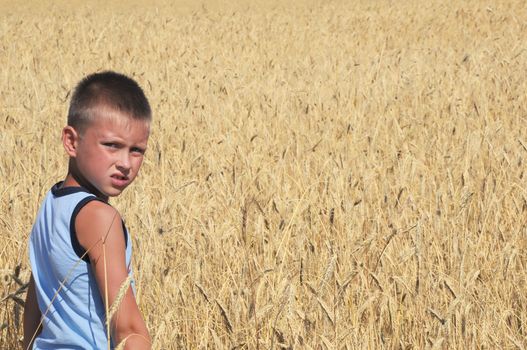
[67,111,150,199]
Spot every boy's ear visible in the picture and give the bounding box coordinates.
[62,126,79,157]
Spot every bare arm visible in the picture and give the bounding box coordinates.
[23,274,42,350]
[76,201,151,349]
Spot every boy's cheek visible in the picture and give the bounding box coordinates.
[134,158,145,172]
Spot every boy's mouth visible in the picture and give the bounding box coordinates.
[111,174,129,181]
[110,174,130,189]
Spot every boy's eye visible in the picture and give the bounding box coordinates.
[131,147,146,155]
[103,143,119,148]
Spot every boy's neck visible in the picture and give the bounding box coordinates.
[62,169,109,202]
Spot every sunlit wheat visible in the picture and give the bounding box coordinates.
[1,0,527,348]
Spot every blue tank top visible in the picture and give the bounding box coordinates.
[29,182,134,349]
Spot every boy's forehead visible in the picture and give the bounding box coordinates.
[88,108,150,131]
[79,110,150,142]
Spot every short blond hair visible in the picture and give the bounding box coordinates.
[67,71,151,133]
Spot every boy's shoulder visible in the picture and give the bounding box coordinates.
[75,199,125,255]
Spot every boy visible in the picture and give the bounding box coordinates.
[23,71,152,350]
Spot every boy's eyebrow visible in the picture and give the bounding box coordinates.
[102,137,148,148]
[100,132,148,142]
[102,139,148,147]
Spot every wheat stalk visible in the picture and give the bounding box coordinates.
[107,275,132,322]
[318,255,337,292]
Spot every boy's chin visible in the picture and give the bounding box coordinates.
[105,188,125,197]
[95,186,125,199]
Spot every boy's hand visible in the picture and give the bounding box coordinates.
[76,201,151,349]
[23,274,42,350]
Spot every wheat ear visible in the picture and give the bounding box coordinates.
[107,275,132,322]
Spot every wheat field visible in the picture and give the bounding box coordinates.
[1,0,527,348]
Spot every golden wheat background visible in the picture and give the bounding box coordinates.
[1,0,527,348]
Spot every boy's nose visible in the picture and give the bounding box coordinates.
[116,153,131,172]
